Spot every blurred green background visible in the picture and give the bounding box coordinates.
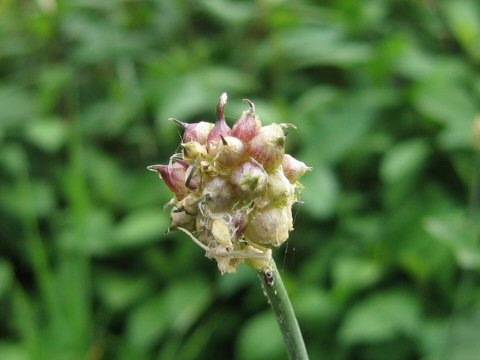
[1,0,480,359]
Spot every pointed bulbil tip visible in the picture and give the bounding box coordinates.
[217,92,228,121]
[208,93,232,145]
[168,118,186,128]
[220,92,228,105]
[280,123,297,130]
[242,98,255,113]
[282,154,311,183]
[231,99,262,143]
[147,164,163,173]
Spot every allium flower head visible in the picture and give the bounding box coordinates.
[149,93,310,274]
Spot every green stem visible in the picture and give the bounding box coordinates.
[258,259,309,360]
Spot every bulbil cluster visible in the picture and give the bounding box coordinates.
[148,93,310,273]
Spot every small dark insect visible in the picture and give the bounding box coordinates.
[264,269,274,286]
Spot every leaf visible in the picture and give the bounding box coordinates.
[198,0,255,25]
[30,180,56,217]
[155,67,257,121]
[237,311,284,360]
[443,0,480,60]
[26,117,68,153]
[217,265,256,297]
[424,212,480,270]
[96,272,153,311]
[440,310,480,360]
[0,259,12,300]
[0,343,27,360]
[412,70,477,149]
[59,209,114,255]
[113,208,169,248]
[62,14,148,63]
[0,86,36,130]
[272,27,373,69]
[339,290,421,345]
[126,278,211,350]
[294,287,337,324]
[332,256,382,294]
[418,319,449,360]
[300,164,339,219]
[297,89,382,164]
[37,65,74,112]
[394,40,435,80]
[380,139,429,184]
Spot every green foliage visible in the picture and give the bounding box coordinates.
[339,290,421,345]
[1,0,479,359]
[237,311,284,360]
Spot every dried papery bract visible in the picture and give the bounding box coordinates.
[149,93,310,274]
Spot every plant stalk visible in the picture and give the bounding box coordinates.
[258,259,309,360]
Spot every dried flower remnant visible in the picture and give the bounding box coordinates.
[149,93,310,274]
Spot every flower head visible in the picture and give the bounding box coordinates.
[149,93,310,273]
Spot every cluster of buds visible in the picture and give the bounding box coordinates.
[148,93,310,273]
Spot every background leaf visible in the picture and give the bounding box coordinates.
[1,1,479,359]
[339,290,421,345]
